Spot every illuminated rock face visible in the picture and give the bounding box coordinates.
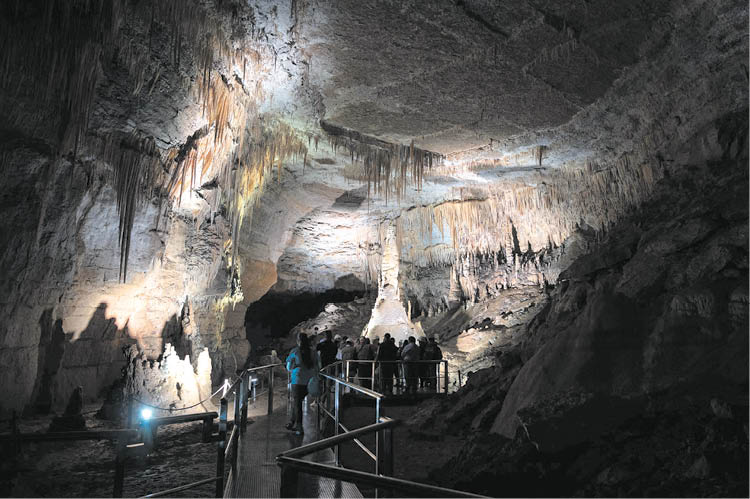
[124,343,216,416]
[363,225,420,344]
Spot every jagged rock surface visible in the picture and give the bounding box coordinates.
[408,115,748,497]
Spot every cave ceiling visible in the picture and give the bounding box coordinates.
[286,0,671,162]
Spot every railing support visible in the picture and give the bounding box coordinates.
[240,374,248,433]
[113,433,126,498]
[268,368,275,415]
[377,419,394,477]
[443,360,449,394]
[232,387,240,472]
[142,419,154,452]
[279,463,299,497]
[215,398,227,498]
[334,380,341,466]
[376,416,394,498]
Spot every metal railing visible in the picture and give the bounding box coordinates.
[317,368,386,470]
[335,359,451,394]
[276,418,484,498]
[0,426,138,497]
[143,363,288,498]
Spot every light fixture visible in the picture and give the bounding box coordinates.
[140,408,153,421]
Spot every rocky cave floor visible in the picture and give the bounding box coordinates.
[337,395,748,498]
[2,404,218,498]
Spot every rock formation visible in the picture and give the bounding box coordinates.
[363,225,421,344]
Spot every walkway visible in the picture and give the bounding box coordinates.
[224,387,362,498]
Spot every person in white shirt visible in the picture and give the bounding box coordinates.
[400,336,420,395]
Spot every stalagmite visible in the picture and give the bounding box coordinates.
[362,224,419,344]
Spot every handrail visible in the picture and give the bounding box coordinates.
[246,362,284,372]
[3,428,138,497]
[143,476,220,498]
[142,362,287,498]
[276,418,483,498]
[0,429,137,442]
[319,372,384,399]
[326,358,452,394]
[280,418,399,458]
[277,457,485,498]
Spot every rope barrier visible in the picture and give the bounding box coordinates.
[129,381,231,413]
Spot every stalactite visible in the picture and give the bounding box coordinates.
[393,153,663,269]
[93,132,165,282]
[322,121,442,202]
[1,0,296,282]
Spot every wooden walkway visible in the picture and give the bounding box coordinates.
[224,391,362,498]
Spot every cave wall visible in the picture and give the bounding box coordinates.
[0,145,234,413]
[494,114,749,440]
[0,0,306,415]
[421,113,748,497]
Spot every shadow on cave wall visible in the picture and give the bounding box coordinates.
[26,302,196,415]
[28,309,66,415]
[244,278,369,352]
[27,303,136,414]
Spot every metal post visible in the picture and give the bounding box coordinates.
[232,387,240,471]
[375,398,381,474]
[234,386,241,429]
[142,420,154,452]
[279,463,299,497]
[125,396,132,429]
[113,433,126,498]
[334,381,340,466]
[216,398,227,497]
[372,361,376,391]
[240,374,248,433]
[287,371,292,417]
[443,360,449,394]
[377,417,394,497]
[268,367,275,415]
[458,370,462,389]
[316,376,322,434]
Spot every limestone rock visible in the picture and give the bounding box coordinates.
[123,343,216,417]
[48,386,86,432]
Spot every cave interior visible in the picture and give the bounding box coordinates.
[0,0,748,497]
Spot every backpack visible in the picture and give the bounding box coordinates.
[307,374,321,397]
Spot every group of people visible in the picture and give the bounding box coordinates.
[337,334,444,395]
[285,330,444,434]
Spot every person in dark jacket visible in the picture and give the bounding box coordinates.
[375,333,398,394]
[418,337,429,388]
[423,336,443,389]
[316,330,338,369]
[356,337,374,387]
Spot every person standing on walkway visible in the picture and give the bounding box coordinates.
[418,337,429,388]
[401,336,420,395]
[316,330,338,370]
[423,336,443,389]
[375,333,398,394]
[340,338,357,381]
[285,332,319,435]
[356,337,375,387]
